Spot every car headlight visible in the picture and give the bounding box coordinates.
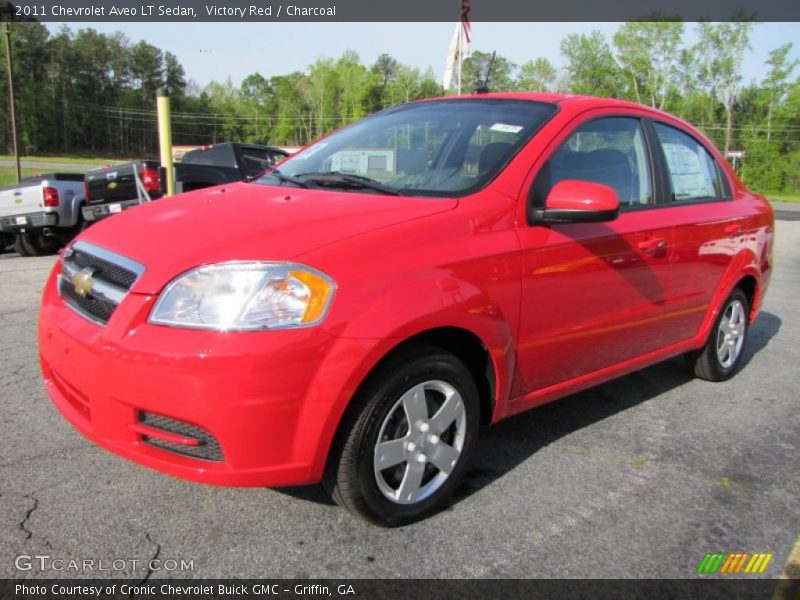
[149,262,335,331]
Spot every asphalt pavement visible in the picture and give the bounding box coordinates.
[0,216,798,580]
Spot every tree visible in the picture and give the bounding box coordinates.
[129,40,163,103]
[560,31,621,97]
[762,43,798,140]
[461,51,515,93]
[516,58,556,92]
[163,51,186,99]
[613,21,683,108]
[695,22,752,154]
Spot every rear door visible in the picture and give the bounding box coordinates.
[514,112,674,397]
[646,120,746,345]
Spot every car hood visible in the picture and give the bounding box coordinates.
[79,182,457,294]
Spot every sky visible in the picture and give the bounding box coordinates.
[44,21,800,89]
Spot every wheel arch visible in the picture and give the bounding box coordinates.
[695,256,763,348]
[309,323,511,484]
[359,326,498,426]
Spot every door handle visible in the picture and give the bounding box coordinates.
[638,237,667,254]
[725,224,744,236]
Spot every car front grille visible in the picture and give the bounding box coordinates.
[58,241,145,325]
[58,278,117,323]
[138,411,224,462]
[69,247,139,289]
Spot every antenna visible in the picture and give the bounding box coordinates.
[475,51,496,94]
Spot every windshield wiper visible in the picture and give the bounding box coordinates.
[293,171,402,196]
[267,168,311,188]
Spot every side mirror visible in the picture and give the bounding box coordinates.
[534,180,620,224]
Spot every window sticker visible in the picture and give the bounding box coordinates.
[489,123,523,134]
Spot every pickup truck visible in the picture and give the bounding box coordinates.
[0,173,85,256]
[39,93,773,526]
[82,143,289,222]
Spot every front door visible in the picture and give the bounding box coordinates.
[513,114,673,398]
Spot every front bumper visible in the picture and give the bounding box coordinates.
[0,211,57,232]
[82,200,141,222]
[39,264,367,487]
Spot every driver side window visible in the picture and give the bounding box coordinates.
[531,117,654,213]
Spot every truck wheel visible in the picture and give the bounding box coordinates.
[20,232,61,257]
[13,234,32,257]
[686,288,749,382]
[0,233,13,254]
[324,346,480,526]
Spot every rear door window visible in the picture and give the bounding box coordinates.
[182,145,237,168]
[653,122,729,203]
[239,147,278,178]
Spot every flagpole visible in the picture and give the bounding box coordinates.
[457,19,462,95]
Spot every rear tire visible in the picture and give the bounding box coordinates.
[0,232,13,254]
[19,232,60,257]
[324,345,480,526]
[685,288,749,382]
[13,234,32,257]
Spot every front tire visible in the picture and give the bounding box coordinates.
[686,288,750,381]
[324,346,480,526]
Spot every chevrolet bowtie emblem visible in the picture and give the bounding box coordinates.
[71,268,95,297]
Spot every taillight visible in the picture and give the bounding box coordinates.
[83,179,90,202]
[140,165,161,194]
[43,186,59,207]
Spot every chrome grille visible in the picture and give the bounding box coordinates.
[69,248,138,289]
[58,241,145,325]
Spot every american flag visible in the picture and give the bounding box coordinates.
[461,0,471,43]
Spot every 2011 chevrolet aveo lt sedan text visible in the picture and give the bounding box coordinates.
[39,93,773,526]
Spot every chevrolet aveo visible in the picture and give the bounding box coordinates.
[39,93,774,525]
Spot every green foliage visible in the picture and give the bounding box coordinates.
[560,31,622,97]
[1,22,798,194]
[613,21,683,108]
[516,58,556,92]
[460,51,515,93]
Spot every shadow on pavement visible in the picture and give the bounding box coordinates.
[276,311,782,509]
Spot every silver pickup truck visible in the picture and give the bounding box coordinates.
[0,173,85,256]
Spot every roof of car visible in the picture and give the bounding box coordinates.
[423,91,671,117]
[426,92,660,112]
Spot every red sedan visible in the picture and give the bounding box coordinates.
[39,93,773,525]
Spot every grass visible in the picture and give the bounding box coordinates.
[0,154,109,166]
[0,166,85,186]
[763,192,800,204]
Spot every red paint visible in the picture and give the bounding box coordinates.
[43,186,59,207]
[546,180,619,212]
[38,93,774,487]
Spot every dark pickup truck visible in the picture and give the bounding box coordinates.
[82,143,289,222]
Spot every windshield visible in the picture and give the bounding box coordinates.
[256,99,557,197]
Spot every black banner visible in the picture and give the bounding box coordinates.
[2,0,800,22]
[0,579,795,600]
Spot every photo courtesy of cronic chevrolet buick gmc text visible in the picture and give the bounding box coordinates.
[38,93,774,526]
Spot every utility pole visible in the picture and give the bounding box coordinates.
[156,88,175,196]
[2,21,21,183]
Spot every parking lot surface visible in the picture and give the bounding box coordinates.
[1,217,798,580]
